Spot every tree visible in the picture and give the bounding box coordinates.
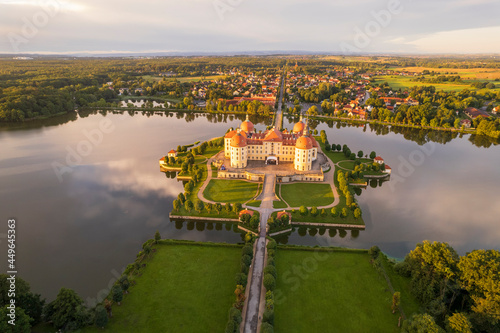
[173,199,180,212]
[112,285,123,305]
[263,274,276,291]
[215,203,223,215]
[184,181,194,194]
[154,230,161,243]
[0,306,32,333]
[306,105,318,116]
[354,208,362,219]
[446,313,473,333]
[120,276,130,294]
[357,150,363,158]
[47,288,84,329]
[181,162,189,173]
[310,206,318,217]
[233,202,242,213]
[341,207,348,218]
[392,292,401,313]
[299,205,308,216]
[402,313,441,333]
[370,151,376,159]
[184,200,193,212]
[195,200,205,213]
[331,207,338,217]
[225,202,232,214]
[457,249,500,325]
[177,192,185,204]
[94,305,108,329]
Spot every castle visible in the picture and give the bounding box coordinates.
[224,115,319,171]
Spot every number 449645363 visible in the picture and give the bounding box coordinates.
[7,219,16,270]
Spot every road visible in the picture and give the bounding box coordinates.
[242,70,285,333]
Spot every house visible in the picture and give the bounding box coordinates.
[492,106,499,115]
[374,156,384,164]
[465,107,489,119]
[383,165,392,174]
[276,210,292,222]
[239,209,254,218]
[167,150,177,158]
[460,119,472,128]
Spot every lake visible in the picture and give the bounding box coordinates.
[0,110,499,303]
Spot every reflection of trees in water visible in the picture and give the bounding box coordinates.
[318,228,326,236]
[215,223,223,231]
[225,223,232,231]
[298,226,307,236]
[196,222,205,231]
[206,223,214,230]
[164,171,177,179]
[338,229,347,238]
[329,229,337,237]
[187,221,195,230]
[274,234,289,244]
[308,228,318,236]
[175,221,183,230]
[351,230,360,239]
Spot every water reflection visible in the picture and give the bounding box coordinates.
[1,110,499,303]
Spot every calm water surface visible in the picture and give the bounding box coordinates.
[0,111,499,302]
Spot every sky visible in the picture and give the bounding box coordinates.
[0,0,499,55]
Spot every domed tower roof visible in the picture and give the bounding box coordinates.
[241,114,254,133]
[293,115,305,133]
[296,135,313,150]
[230,132,247,148]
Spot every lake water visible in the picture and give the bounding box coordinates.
[1,110,499,303]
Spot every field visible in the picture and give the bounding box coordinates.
[280,183,334,207]
[274,249,401,333]
[143,75,226,83]
[388,66,500,80]
[83,244,241,333]
[374,74,499,92]
[203,179,260,203]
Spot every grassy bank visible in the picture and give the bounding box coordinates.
[83,243,242,333]
[274,249,401,333]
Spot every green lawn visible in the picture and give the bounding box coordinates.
[246,200,261,208]
[203,179,260,203]
[373,75,500,92]
[325,151,348,163]
[274,249,400,333]
[83,243,241,333]
[273,200,288,209]
[280,183,334,207]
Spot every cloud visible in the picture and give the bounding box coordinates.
[0,0,499,54]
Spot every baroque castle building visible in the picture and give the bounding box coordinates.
[224,115,318,171]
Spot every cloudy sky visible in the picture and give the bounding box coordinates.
[0,0,499,55]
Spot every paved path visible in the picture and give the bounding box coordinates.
[197,154,218,204]
[243,72,285,333]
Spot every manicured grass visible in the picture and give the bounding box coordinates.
[273,200,288,209]
[246,200,261,208]
[280,183,334,207]
[325,151,348,163]
[287,209,364,226]
[203,179,260,203]
[83,244,242,333]
[337,160,356,170]
[274,249,400,333]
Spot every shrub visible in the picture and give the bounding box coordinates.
[267,258,275,267]
[263,274,276,291]
[264,265,277,280]
[228,307,242,325]
[263,308,274,325]
[261,322,274,333]
[235,273,247,287]
[267,249,276,259]
[242,244,253,259]
[310,206,318,217]
[225,320,237,333]
[267,240,277,251]
[241,255,252,267]
[394,261,411,277]
[368,245,380,259]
